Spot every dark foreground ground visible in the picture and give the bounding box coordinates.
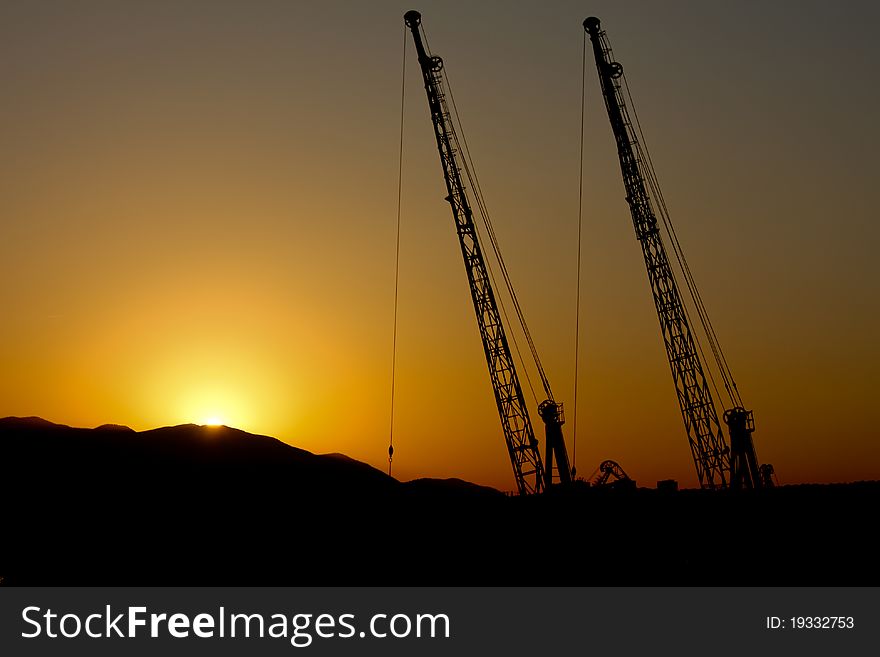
[1,417,877,586]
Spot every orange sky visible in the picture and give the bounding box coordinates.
[1,1,878,490]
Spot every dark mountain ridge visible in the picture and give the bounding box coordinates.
[1,417,877,586]
[0,416,396,489]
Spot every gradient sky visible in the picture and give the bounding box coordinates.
[1,0,878,490]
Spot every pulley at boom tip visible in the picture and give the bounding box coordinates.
[404,10,421,28]
[583,17,601,33]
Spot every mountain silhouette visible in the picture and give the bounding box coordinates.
[0,417,501,584]
[0,416,396,488]
[1,417,877,586]
[94,423,135,432]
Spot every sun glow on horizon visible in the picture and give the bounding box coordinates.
[173,379,259,433]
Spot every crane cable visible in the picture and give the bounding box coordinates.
[624,73,723,399]
[388,25,407,478]
[572,29,588,478]
[597,30,742,412]
[620,71,742,409]
[420,25,543,408]
[442,70,543,404]
[441,67,555,402]
[621,72,726,410]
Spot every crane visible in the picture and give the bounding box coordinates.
[583,17,763,490]
[404,10,571,494]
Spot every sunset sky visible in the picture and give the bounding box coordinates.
[1,0,878,490]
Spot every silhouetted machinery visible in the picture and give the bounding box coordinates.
[404,11,571,494]
[759,463,778,487]
[401,10,776,494]
[583,17,773,489]
[590,460,636,490]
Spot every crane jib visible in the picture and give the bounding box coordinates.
[404,11,572,494]
[583,16,763,490]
